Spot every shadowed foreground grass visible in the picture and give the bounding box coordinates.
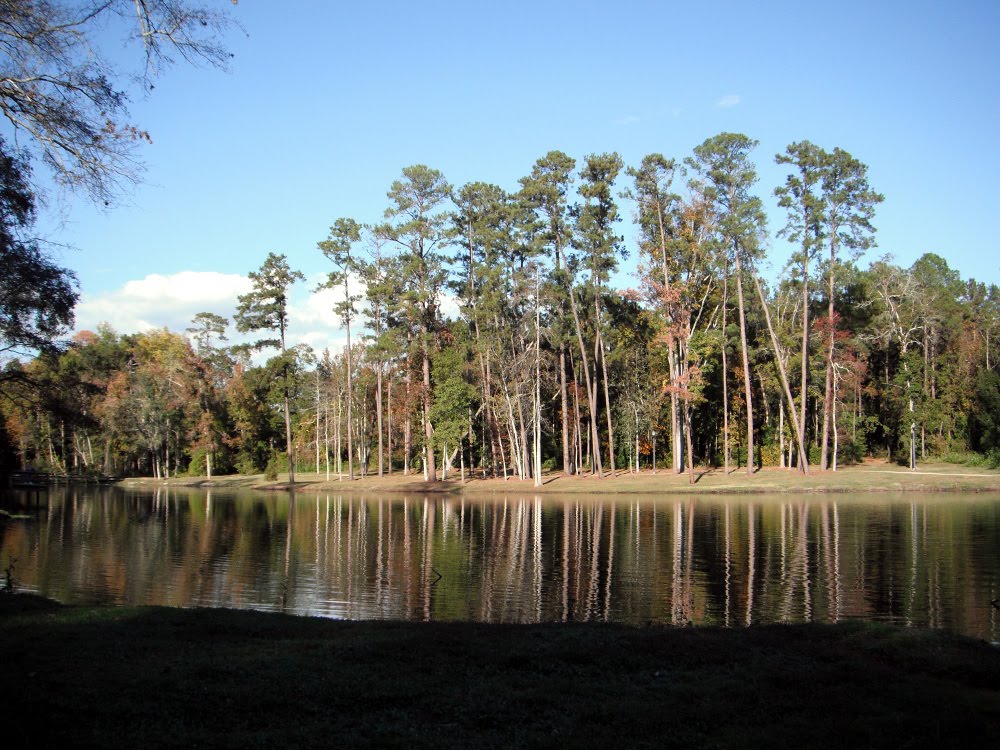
[2,595,998,748]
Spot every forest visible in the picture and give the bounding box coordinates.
[2,133,999,482]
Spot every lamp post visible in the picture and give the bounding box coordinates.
[652,430,657,475]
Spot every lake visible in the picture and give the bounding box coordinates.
[2,486,998,640]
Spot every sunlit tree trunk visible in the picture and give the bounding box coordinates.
[722,275,730,475]
[734,250,755,475]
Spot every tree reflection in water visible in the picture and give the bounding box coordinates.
[1,488,998,640]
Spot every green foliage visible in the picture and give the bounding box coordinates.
[430,337,476,451]
[0,142,994,482]
[186,312,229,358]
[841,436,867,465]
[968,369,1000,453]
[264,452,287,481]
[235,253,304,351]
[760,442,782,467]
[0,140,78,357]
[235,452,262,477]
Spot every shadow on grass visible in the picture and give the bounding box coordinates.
[2,598,999,748]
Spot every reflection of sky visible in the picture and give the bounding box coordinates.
[3,489,999,641]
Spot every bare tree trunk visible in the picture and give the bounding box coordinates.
[799,248,810,467]
[670,348,680,473]
[598,329,615,477]
[315,370,321,473]
[336,389,343,480]
[573,354,583,473]
[376,358,384,476]
[734,251,754,475]
[722,274,730,475]
[684,400,695,484]
[560,345,572,475]
[832,367,840,471]
[753,274,809,473]
[534,268,543,487]
[516,384,530,479]
[387,376,393,475]
[404,360,412,476]
[820,240,837,469]
[422,342,435,481]
[345,324,354,481]
[779,400,786,469]
[558,243,602,478]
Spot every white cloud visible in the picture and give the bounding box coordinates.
[616,114,640,126]
[73,270,462,362]
[75,270,363,359]
[715,94,741,108]
[75,271,252,336]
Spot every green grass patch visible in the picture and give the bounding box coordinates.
[2,595,998,748]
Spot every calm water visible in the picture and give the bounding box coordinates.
[2,486,999,640]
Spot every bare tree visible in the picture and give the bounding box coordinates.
[0,0,238,202]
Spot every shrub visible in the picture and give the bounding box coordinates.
[235,453,260,476]
[187,448,207,477]
[264,452,287,481]
[760,442,782,467]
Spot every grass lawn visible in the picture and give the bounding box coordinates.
[2,595,998,748]
[121,460,1000,496]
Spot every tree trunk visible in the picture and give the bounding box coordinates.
[422,341,435,481]
[404,360,412,476]
[684,401,695,484]
[559,244,602,478]
[734,251,754,476]
[799,246,810,467]
[376,358,384,476]
[346,316,354,481]
[779,400,786,469]
[592,270,616,477]
[598,328,615,478]
[387,376,393,475]
[560,345,572,475]
[752,273,809,473]
[820,238,837,470]
[722,274,730,475]
[534,268,543,487]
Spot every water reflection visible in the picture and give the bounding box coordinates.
[2,487,998,640]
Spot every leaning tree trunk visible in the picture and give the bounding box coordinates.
[753,274,809,473]
[559,244,602,478]
[598,328,615,478]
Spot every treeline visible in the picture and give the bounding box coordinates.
[3,133,1000,481]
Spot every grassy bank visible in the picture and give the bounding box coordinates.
[119,460,1000,496]
[2,595,997,748]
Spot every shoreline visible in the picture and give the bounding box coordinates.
[116,460,1000,496]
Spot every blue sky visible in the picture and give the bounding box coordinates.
[32,0,1000,353]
